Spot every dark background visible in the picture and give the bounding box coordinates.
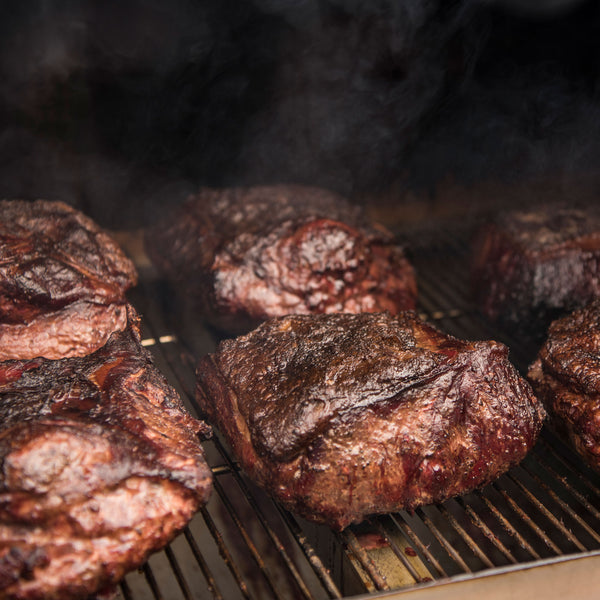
[0,0,598,229]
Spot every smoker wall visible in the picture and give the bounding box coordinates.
[0,0,599,229]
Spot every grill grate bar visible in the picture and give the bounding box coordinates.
[539,435,600,501]
[416,264,472,316]
[270,510,343,598]
[194,509,251,599]
[454,496,518,564]
[372,519,425,584]
[142,563,163,600]
[491,481,562,554]
[182,523,229,600]
[166,342,333,596]
[199,415,337,596]
[211,463,236,476]
[421,263,472,312]
[415,507,472,574]
[520,461,600,547]
[390,514,448,578]
[164,545,195,600]
[534,449,600,524]
[209,474,290,599]
[436,504,495,569]
[119,577,134,600]
[341,529,391,592]
[506,472,587,552]
[474,490,542,560]
[416,278,463,322]
[139,303,332,600]
[135,306,286,598]
[207,443,325,600]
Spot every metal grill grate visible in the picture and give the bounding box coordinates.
[114,229,600,599]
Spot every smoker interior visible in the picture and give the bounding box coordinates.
[4,2,600,598]
[108,224,600,600]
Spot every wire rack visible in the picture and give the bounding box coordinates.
[110,229,600,600]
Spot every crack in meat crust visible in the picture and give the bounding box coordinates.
[196,311,544,530]
[145,185,416,334]
[0,307,212,600]
[0,199,138,360]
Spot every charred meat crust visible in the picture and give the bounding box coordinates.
[196,311,545,531]
[472,207,600,325]
[0,306,212,600]
[0,199,138,360]
[529,300,600,471]
[145,185,417,334]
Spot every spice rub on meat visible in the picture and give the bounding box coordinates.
[145,185,416,334]
[0,307,212,600]
[196,311,544,531]
[529,300,600,472]
[0,199,138,360]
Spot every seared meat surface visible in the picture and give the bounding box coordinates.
[196,311,544,530]
[0,199,138,360]
[0,307,212,600]
[472,207,600,326]
[145,185,416,334]
[529,301,600,472]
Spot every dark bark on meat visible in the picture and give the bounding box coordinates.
[529,300,600,472]
[0,199,138,360]
[472,207,600,328]
[0,306,212,600]
[145,185,416,334]
[196,311,544,531]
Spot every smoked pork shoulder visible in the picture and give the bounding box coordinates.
[145,185,416,334]
[529,300,600,472]
[0,307,212,600]
[196,311,545,531]
[0,199,138,360]
[472,206,600,326]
